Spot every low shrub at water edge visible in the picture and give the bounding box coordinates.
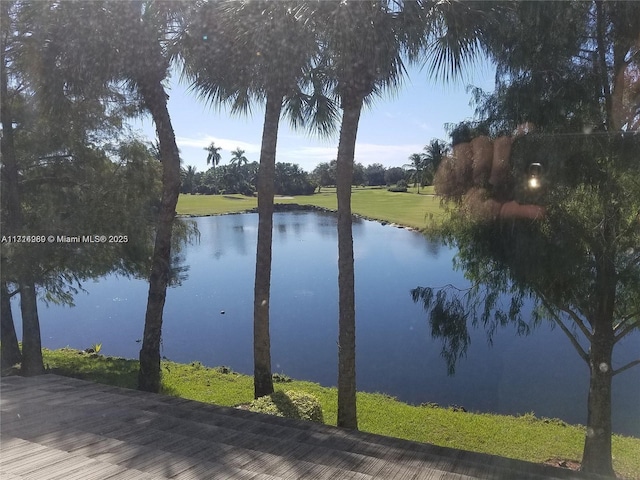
[272,372,293,383]
[249,390,324,423]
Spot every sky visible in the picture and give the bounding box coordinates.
[130,60,496,174]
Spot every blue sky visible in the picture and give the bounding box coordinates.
[130,61,495,173]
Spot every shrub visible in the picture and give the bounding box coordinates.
[249,390,324,423]
[388,179,408,192]
[272,372,292,383]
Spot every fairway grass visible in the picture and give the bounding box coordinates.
[40,348,640,480]
[177,186,444,230]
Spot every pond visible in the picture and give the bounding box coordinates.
[20,211,640,436]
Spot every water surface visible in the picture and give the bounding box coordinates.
[25,212,639,436]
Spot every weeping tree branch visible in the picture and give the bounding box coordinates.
[558,303,592,341]
[538,295,590,364]
[533,286,592,340]
[613,359,640,377]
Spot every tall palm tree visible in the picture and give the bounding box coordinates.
[180,0,336,399]
[316,0,495,429]
[106,1,184,393]
[314,1,410,429]
[204,141,222,169]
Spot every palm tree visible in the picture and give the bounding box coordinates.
[105,1,184,393]
[229,148,249,169]
[228,148,250,193]
[404,152,425,193]
[315,0,495,429]
[422,138,447,185]
[180,0,336,399]
[423,138,447,167]
[181,165,197,194]
[204,141,222,169]
[314,1,411,429]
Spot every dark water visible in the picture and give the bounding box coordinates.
[19,212,639,436]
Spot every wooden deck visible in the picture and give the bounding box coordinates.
[1,374,603,480]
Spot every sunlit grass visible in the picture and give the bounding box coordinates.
[41,348,640,480]
[177,186,444,230]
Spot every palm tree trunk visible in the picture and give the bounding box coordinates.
[581,252,616,477]
[253,92,283,399]
[138,78,181,393]
[19,280,44,376]
[336,95,364,430]
[1,282,22,369]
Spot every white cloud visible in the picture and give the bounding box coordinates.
[281,142,423,169]
[176,134,260,154]
[353,142,423,167]
[279,145,337,164]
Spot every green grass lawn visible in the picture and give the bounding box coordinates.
[177,186,445,230]
[41,348,640,480]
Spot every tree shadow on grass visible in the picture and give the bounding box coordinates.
[45,352,139,389]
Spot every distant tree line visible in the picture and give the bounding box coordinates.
[180,139,447,196]
[180,157,315,197]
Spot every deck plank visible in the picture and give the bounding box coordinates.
[1,374,603,480]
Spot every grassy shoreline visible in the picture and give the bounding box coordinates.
[176,186,445,230]
[39,347,640,479]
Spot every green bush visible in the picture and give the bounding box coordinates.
[387,179,408,192]
[249,390,324,423]
[272,372,292,383]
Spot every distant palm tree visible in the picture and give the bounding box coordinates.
[423,139,447,186]
[404,153,425,193]
[181,165,197,194]
[423,139,447,170]
[204,142,222,170]
[229,148,249,169]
